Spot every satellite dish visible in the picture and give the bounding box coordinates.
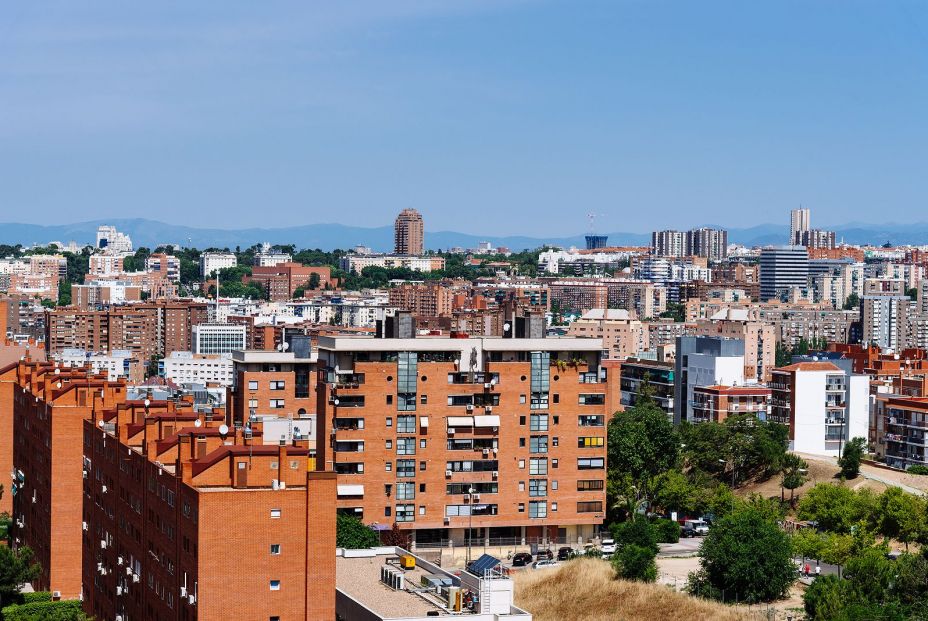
[144,399,151,407]
[218,424,229,436]
[55,382,61,389]
[98,420,105,428]
[194,419,202,428]
[54,368,60,375]
[333,399,340,406]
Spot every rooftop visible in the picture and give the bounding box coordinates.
[776,361,842,372]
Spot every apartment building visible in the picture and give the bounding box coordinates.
[311,326,614,546]
[161,351,234,386]
[650,228,728,260]
[341,254,446,274]
[673,336,746,425]
[145,253,181,282]
[198,252,236,279]
[389,283,455,317]
[548,279,665,319]
[96,225,133,253]
[694,308,775,381]
[72,281,142,309]
[395,208,425,255]
[567,309,648,360]
[691,385,771,424]
[618,357,675,417]
[54,349,142,383]
[861,278,912,352]
[249,263,332,301]
[877,396,928,470]
[81,402,336,621]
[769,362,869,456]
[89,254,124,277]
[227,349,319,430]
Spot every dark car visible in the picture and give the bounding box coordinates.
[511,552,533,567]
[557,547,573,561]
[681,526,697,538]
[536,548,554,561]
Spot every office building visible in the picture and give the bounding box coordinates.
[790,208,810,244]
[769,362,868,457]
[759,246,809,301]
[161,351,235,386]
[585,235,608,250]
[673,336,746,425]
[395,208,425,256]
[199,252,237,279]
[191,323,247,355]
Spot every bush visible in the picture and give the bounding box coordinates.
[907,465,928,475]
[335,514,379,549]
[20,592,52,605]
[838,437,866,479]
[1,599,87,621]
[609,519,658,555]
[651,518,680,544]
[611,544,657,582]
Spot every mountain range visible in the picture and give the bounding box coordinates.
[0,218,924,252]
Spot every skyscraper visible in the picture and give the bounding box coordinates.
[790,208,810,244]
[759,246,810,301]
[394,208,424,255]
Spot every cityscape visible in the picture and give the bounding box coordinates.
[3,2,928,621]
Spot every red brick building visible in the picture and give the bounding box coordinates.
[249,263,332,301]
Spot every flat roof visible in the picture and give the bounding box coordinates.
[231,350,318,363]
[317,335,602,352]
[336,553,454,618]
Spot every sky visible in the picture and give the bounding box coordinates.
[1,1,927,236]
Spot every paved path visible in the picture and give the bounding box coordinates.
[796,453,925,496]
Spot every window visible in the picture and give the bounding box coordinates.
[385,463,392,472]
[419,483,426,492]
[396,460,416,477]
[519,415,526,425]
[518,481,525,492]
[420,439,427,449]
[248,399,258,409]
[578,458,605,470]
[248,381,259,390]
[396,483,415,500]
[579,415,604,427]
[386,395,393,405]
[579,393,605,405]
[420,394,428,405]
[397,438,416,455]
[269,399,285,409]
[269,580,281,591]
[578,501,604,513]
[529,436,548,453]
[578,437,605,448]
[552,458,559,468]
[529,414,548,431]
[419,461,427,471]
[270,544,281,555]
[269,380,285,390]
[553,394,559,404]
[529,479,547,497]
[552,502,558,511]
[520,395,527,404]
[386,417,393,427]
[529,501,547,519]
[419,506,426,515]
[396,415,416,434]
[385,440,393,450]
[270,509,281,518]
[578,479,605,491]
[519,438,526,448]
[396,504,415,522]
[529,458,548,475]
[519,503,525,512]
[552,480,558,490]
[552,437,559,447]
[553,415,559,425]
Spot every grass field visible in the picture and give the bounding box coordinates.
[513,557,756,621]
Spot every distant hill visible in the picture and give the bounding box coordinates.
[1,218,926,251]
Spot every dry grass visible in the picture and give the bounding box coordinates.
[735,457,888,503]
[512,557,753,621]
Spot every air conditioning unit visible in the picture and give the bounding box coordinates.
[82,470,88,479]
[126,567,133,576]
[492,427,499,432]
[188,594,196,605]
[82,521,88,531]
[466,404,474,411]
[132,573,140,583]
[52,591,61,599]
[484,383,492,389]
[101,485,108,494]
[180,586,187,598]
[492,471,499,479]
[279,481,286,490]
[96,563,103,572]
[117,556,123,566]
[485,406,492,413]
[472,494,480,501]
[464,493,471,500]
[444,517,451,525]
[115,615,124,621]
[100,540,107,549]
[482,449,489,456]
[116,586,123,596]
[445,470,453,477]
[447,428,455,435]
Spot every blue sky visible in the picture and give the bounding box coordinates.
[1,1,927,236]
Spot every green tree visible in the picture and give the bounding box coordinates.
[780,453,808,506]
[308,272,321,290]
[0,546,41,607]
[652,470,702,516]
[336,514,379,549]
[690,506,795,603]
[838,437,866,479]
[609,518,658,555]
[797,483,876,534]
[611,544,657,582]
[872,487,927,551]
[842,292,860,311]
[57,281,72,307]
[775,342,792,367]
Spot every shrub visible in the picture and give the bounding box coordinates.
[20,592,52,605]
[907,465,928,475]
[651,518,680,544]
[335,514,379,549]
[609,519,658,555]
[1,599,87,621]
[611,544,657,582]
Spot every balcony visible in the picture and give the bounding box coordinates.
[578,372,603,384]
[447,372,499,385]
[335,374,365,389]
[331,395,365,408]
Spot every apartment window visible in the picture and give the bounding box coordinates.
[396,415,416,434]
[529,458,548,475]
[420,461,427,471]
[385,440,393,450]
[529,436,548,453]
[529,414,548,431]
[552,437,559,447]
[386,417,393,427]
[270,544,281,555]
[518,481,525,492]
[419,506,426,515]
[398,393,417,411]
[420,483,426,492]
[552,502,558,512]
[269,399,285,409]
[578,480,605,491]
[248,399,258,409]
[519,438,526,448]
[270,509,281,518]
[248,381,258,390]
[397,438,416,455]
[269,580,281,591]
[578,437,605,448]
[396,504,415,522]
[552,480,558,490]
[520,395,527,404]
[578,458,605,470]
[529,479,547,497]
[528,501,547,519]
[269,380,285,390]
[385,463,392,472]
[579,393,605,405]
[553,394,559,404]
[420,394,428,405]
[518,503,525,512]
[396,483,415,500]
[396,460,416,477]
[579,415,604,427]
[519,416,526,426]
[553,415,559,425]
[578,501,604,513]
[386,395,393,405]
[420,439,427,449]
[552,459,558,468]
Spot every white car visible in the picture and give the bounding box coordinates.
[600,538,616,556]
[533,560,562,570]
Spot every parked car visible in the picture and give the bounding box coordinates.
[511,552,533,567]
[533,559,562,570]
[600,538,616,556]
[536,548,554,561]
[684,519,709,536]
[680,525,698,538]
[557,546,573,561]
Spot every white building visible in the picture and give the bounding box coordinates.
[89,254,125,276]
[55,349,136,381]
[288,296,395,328]
[770,361,869,457]
[674,336,746,424]
[161,351,235,386]
[254,243,292,267]
[199,252,237,279]
[95,225,133,253]
[191,323,247,355]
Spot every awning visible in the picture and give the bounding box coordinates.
[447,416,474,427]
[337,484,364,497]
[419,416,429,428]
[473,415,501,428]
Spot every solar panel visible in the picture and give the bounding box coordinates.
[467,554,500,575]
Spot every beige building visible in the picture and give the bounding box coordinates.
[694,308,775,381]
[394,208,424,255]
[567,309,649,359]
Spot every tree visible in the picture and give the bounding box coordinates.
[609,518,658,555]
[872,487,927,551]
[780,453,808,506]
[797,483,876,534]
[611,544,657,582]
[335,514,379,549]
[308,272,321,290]
[0,546,41,607]
[838,437,866,479]
[653,470,702,516]
[380,522,411,548]
[689,506,795,603]
[842,292,860,311]
[775,342,792,367]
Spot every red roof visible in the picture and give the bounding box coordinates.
[775,362,841,372]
